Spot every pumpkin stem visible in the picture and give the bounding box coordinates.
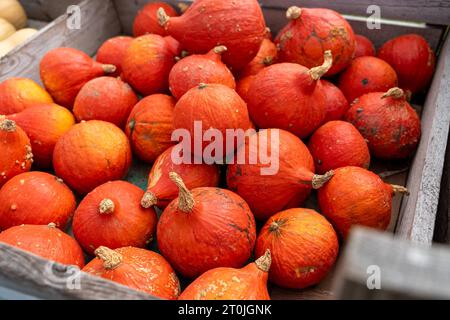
[177,2,189,13]
[263,56,274,66]
[213,46,227,55]
[391,184,409,195]
[157,7,170,27]
[141,192,158,208]
[312,170,334,189]
[382,87,405,99]
[309,50,333,81]
[169,172,195,212]
[99,198,115,214]
[255,249,272,273]
[102,64,117,74]
[95,246,123,270]
[286,6,302,20]
[0,119,16,132]
[198,83,208,89]
[269,221,280,232]
[47,222,57,228]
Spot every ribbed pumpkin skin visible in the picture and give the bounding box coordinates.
[74,77,138,129]
[321,80,350,123]
[227,129,315,221]
[378,34,435,94]
[157,188,257,279]
[125,94,175,163]
[0,224,85,268]
[239,38,278,78]
[345,91,421,159]
[73,181,157,255]
[96,36,133,77]
[0,78,53,115]
[246,63,326,138]
[169,48,236,100]
[308,121,370,174]
[162,0,266,71]
[276,7,355,76]
[40,48,112,109]
[179,260,270,300]
[122,35,180,96]
[7,104,75,168]
[83,247,181,299]
[318,166,395,238]
[255,208,338,289]
[0,172,76,230]
[338,56,398,103]
[354,34,375,58]
[143,146,220,209]
[133,2,177,37]
[0,120,33,188]
[53,120,132,195]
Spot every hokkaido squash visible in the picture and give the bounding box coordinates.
[321,80,350,123]
[0,223,85,268]
[0,171,76,230]
[83,246,180,299]
[96,36,133,77]
[133,2,177,37]
[179,250,271,300]
[53,120,132,195]
[255,208,338,289]
[236,75,256,104]
[355,34,375,58]
[0,119,33,188]
[157,172,257,278]
[238,38,278,78]
[73,181,157,255]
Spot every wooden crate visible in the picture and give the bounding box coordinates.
[0,0,449,300]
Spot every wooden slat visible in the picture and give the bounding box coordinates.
[261,0,450,26]
[0,243,156,300]
[395,34,450,244]
[0,0,121,83]
[333,227,450,299]
[19,0,81,22]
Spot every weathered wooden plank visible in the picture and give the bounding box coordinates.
[19,0,80,22]
[334,227,450,299]
[0,0,121,83]
[0,242,156,300]
[261,0,450,26]
[395,33,450,244]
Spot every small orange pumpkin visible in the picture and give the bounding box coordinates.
[96,36,133,77]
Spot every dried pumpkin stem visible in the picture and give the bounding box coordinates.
[95,246,123,270]
[311,170,334,189]
[102,64,117,74]
[141,192,158,209]
[169,172,195,213]
[382,87,404,99]
[157,7,170,27]
[47,222,57,228]
[213,45,227,55]
[309,50,333,81]
[0,119,16,132]
[99,198,115,214]
[255,249,272,272]
[286,6,302,20]
[263,56,274,66]
[391,184,409,195]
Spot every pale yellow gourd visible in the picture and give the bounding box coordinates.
[0,0,28,29]
[0,28,37,58]
[0,18,16,41]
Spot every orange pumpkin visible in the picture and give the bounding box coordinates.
[73,181,157,255]
[236,75,256,103]
[83,246,180,299]
[0,119,33,188]
[7,103,75,168]
[73,77,138,129]
[239,38,278,78]
[0,171,76,230]
[255,208,339,289]
[53,120,132,195]
[179,250,271,300]
[133,2,178,37]
[0,223,85,268]
[0,78,53,115]
[125,94,175,163]
[96,36,133,77]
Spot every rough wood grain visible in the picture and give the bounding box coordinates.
[19,0,81,22]
[334,227,450,299]
[395,34,450,244]
[0,243,156,300]
[0,0,121,83]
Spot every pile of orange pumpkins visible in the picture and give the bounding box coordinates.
[0,0,435,300]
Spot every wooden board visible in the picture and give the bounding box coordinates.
[19,0,81,22]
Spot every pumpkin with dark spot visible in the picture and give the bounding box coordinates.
[157,172,257,278]
[345,87,421,159]
[255,208,338,289]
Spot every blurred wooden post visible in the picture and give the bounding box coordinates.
[333,227,450,299]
